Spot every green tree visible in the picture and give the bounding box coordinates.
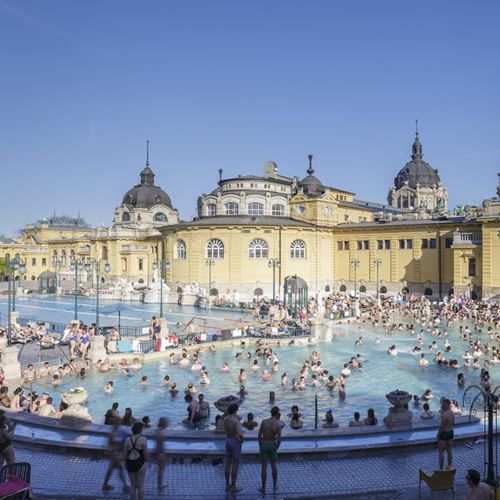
[0,258,6,277]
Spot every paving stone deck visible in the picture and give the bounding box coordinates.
[13,438,487,499]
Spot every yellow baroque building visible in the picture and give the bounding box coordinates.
[1,133,500,302]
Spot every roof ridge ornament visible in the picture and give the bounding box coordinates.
[411,120,423,160]
[307,154,314,175]
[146,139,150,167]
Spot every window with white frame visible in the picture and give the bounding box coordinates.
[207,204,217,216]
[248,202,263,215]
[248,239,268,259]
[224,202,239,215]
[176,240,186,259]
[290,239,306,259]
[207,239,224,259]
[272,204,285,216]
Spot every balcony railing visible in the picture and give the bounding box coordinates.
[120,244,148,253]
[452,232,482,246]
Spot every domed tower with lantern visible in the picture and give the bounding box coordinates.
[388,123,448,217]
[113,142,179,228]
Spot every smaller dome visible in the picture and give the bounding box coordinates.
[122,165,173,209]
[299,154,325,197]
[394,133,441,190]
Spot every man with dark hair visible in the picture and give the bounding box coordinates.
[258,406,282,495]
[437,398,455,469]
[223,403,243,493]
[104,402,120,425]
[465,469,494,499]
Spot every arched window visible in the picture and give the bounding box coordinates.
[70,249,75,265]
[61,250,67,266]
[52,249,58,265]
[153,212,168,222]
[290,240,306,259]
[424,287,433,296]
[224,202,239,215]
[272,204,285,216]
[207,239,224,259]
[101,246,108,260]
[248,202,263,215]
[122,212,130,222]
[339,284,347,292]
[402,287,409,295]
[210,288,219,297]
[176,240,186,259]
[325,285,331,292]
[248,239,269,259]
[380,286,388,294]
[207,204,217,216]
[254,288,263,297]
[359,285,367,293]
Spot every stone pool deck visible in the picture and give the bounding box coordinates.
[16,437,487,499]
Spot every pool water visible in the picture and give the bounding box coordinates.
[31,319,497,428]
[0,296,253,329]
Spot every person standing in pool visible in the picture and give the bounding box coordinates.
[437,398,455,469]
[258,406,282,495]
[223,403,243,493]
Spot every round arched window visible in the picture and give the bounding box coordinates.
[248,239,269,259]
[272,204,285,216]
[424,287,433,296]
[224,202,239,215]
[290,240,306,259]
[153,212,168,222]
[248,202,263,215]
[207,239,224,259]
[339,285,347,292]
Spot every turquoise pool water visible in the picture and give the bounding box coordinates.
[1,297,494,429]
[0,295,252,329]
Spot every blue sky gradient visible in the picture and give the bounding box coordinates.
[1,1,499,235]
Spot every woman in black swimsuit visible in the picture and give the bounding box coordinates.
[124,422,149,500]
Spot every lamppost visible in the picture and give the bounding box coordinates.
[373,259,382,299]
[53,258,63,291]
[6,255,26,346]
[293,274,299,318]
[153,260,170,318]
[463,385,500,488]
[87,258,111,337]
[268,259,281,304]
[70,258,87,320]
[10,255,26,313]
[206,259,215,306]
[351,258,360,299]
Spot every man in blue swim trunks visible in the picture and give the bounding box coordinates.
[258,406,283,495]
[223,403,243,493]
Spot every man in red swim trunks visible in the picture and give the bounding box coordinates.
[223,403,243,493]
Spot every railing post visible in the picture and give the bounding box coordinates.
[314,394,318,430]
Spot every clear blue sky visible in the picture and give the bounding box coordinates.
[1,0,499,235]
